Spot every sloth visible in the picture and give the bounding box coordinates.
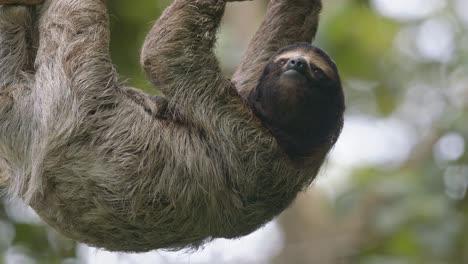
[0,0,344,252]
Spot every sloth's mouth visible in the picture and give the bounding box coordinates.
[283,69,308,79]
[284,69,302,75]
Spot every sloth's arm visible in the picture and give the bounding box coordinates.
[233,0,322,98]
[141,0,236,124]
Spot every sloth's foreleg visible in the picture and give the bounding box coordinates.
[140,0,234,125]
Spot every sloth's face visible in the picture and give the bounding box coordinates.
[248,43,345,157]
[274,48,337,85]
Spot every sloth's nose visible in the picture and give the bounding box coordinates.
[286,57,307,74]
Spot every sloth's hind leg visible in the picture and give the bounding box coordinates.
[0,5,37,193]
[35,0,118,98]
[0,5,36,88]
[20,0,119,201]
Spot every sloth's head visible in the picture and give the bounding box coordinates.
[248,43,345,159]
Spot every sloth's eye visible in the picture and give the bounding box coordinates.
[313,68,325,79]
[278,59,287,66]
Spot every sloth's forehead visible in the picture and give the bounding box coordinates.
[274,50,335,79]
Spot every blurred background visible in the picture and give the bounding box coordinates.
[1,0,468,263]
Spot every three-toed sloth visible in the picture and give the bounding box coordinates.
[0,0,344,252]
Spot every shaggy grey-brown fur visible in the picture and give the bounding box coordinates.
[0,0,42,4]
[0,0,336,252]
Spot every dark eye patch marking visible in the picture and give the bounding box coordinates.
[311,66,326,80]
[277,59,287,66]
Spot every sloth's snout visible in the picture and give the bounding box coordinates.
[286,57,307,74]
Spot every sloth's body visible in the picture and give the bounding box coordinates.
[0,0,344,252]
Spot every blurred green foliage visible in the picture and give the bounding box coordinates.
[108,0,165,93]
